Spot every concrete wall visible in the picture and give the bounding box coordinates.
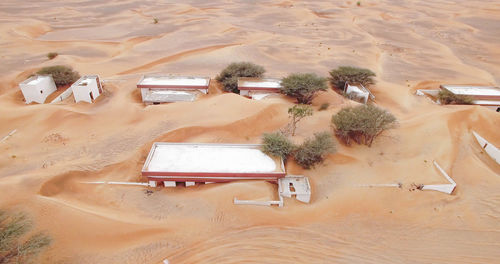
[50,87,73,103]
[72,77,101,103]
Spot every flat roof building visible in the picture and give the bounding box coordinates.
[19,75,57,104]
[137,75,210,104]
[71,75,102,103]
[440,84,500,111]
[142,142,286,187]
[238,78,282,100]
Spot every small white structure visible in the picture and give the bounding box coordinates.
[71,75,102,103]
[137,75,210,104]
[19,75,57,104]
[278,175,311,203]
[238,78,282,100]
[344,82,374,104]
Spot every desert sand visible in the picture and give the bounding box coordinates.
[0,0,499,263]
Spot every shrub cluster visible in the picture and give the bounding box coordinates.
[261,131,336,169]
[280,73,327,104]
[36,65,80,87]
[47,52,58,60]
[437,89,473,105]
[331,104,397,147]
[216,62,265,93]
[287,104,313,136]
[0,210,52,263]
[261,132,295,160]
[329,66,375,89]
[293,132,336,169]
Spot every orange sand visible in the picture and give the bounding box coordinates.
[0,0,499,263]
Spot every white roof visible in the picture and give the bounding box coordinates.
[145,143,279,173]
[238,78,282,89]
[472,100,500,106]
[347,84,369,95]
[139,76,210,87]
[25,75,51,85]
[441,85,500,97]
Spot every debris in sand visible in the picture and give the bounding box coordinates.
[472,131,500,164]
[421,161,456,194]
[1,129,17,142]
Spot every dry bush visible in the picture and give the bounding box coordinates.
[216,62,265,93]
[293,132,336,169]
[437,89,473,105]
[261,132,295,160]
[331,104,397,147]
[280,73,327,104]
[36,65,80,87]
[329,66,375,89]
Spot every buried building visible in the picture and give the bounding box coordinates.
[440,85,500,111]
[137,75,210,104]
[19,75,57,104]
[71,75,103,103]
[237,77,282,100]
[142,142,286,187]
[344,82,375,104]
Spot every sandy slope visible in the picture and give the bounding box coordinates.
[0,0,499,263]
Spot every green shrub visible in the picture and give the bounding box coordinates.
[287,104,313,136]
[331,104,397,147]
[437,89,473,105]
[328,66,375,89]
[280,73,327,104]
[47,52,58,60]
[216,62,265,93]
[36,65,80,87]
[261,132,295,160]
[0,210,51,264]
[319,103,330,111]
[293,132,336,169]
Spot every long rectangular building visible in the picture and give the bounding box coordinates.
[137,75,210,104]
[142,143,286,186]
[440,85,500,111]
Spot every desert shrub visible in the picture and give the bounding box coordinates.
[319,103,330,111]
[331,104,397,147]
[437,89,473,105]
[36,65,80,87]
[261,132,295,160]
[153,17,159,24]
[287,104,313,136]
[0,210,51,264]
[328,66,375,89]
[293,132,336,169]
[280,73,327,104]
[216,62,265,93]
[46,52,58,60]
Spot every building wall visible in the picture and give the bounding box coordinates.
[72,78,101,103]
[19,77,57,104]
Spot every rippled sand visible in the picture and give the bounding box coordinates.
[0,0,499,263]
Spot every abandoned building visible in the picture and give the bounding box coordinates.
[71,75,103,103]
[19,75,57,104]
[137,75,210,104]
[237,77,282,100]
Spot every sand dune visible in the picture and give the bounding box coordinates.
[0,0,499,263]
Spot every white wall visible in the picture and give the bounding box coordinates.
[72,77,101,103]
[19,76,57,104]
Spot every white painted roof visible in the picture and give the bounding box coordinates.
[139,76,210,87]
[146,144,278,173]
[27,75,51,85]
[441,85,500,96]
[238,78,282,88]
[347,84,368,95]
